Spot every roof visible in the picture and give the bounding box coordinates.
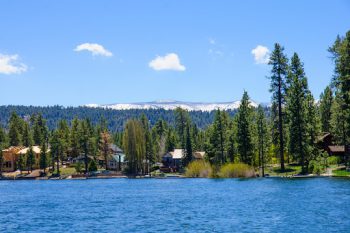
[170,149,185,159]
[2,146,24,153]
[328,145,345,153]
[317,132,332,142]
[109,144,123,153]
[193,151,205,159]
[17,146,49,154]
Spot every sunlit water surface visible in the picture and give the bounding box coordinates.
[0,178,349,232]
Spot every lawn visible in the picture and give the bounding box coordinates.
[267,164,302,176]
[332,168,350,177]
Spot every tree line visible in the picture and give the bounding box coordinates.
[0,30,349,176]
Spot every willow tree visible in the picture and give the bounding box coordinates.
[123,119,146,175]
[268,43,289,171]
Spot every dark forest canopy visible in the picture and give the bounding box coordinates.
[0,105,246,132]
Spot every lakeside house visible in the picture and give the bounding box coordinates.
[97,144,126,171]
[1,146,49,172]
[1,146,25,172]
[317,133,346,156]
[161,149,206,172]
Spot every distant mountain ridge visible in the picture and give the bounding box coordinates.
[85,100,261,111]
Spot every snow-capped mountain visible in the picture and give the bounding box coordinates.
[85,100,260,112]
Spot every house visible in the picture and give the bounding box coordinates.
[193,151,206,160]
[16,146,48,169]
[317,132,348,160]
[1,146,24,172]
[161,149,206,172]
[1,146,49,172]
[98,144,126,171]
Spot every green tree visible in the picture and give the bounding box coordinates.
[286,53,309,173]
[8,112,22,146]
[40,141,48,174]
[319,86,333,132]
[236,91,254,165]
[99,131,111,170]
[70,117,81,158]
[32,113,46,146]
[268,43,289,171]
[88,159,98,172]
[257,105,268,176]
[183,122,193,167]
[50,130,63,175]
[26,147,36,173]
[18,153,26,174]
[123,119,146,175]
[22,121,33,147]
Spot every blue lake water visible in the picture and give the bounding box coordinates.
[0,178,350,233]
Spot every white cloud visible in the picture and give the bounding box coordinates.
[0,54,27,75]
[149,53,186,71]
[251,45,270,64]
[74,43,113,57]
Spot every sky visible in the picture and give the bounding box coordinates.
[0,0,350,106]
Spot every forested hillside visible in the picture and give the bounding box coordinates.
[0,105,239,131]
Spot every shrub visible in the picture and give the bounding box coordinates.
[75,162,83,174]
[218,163,255,178]
[308,160,324,175]
[88,160,98,172]
[327,156,339,165]
[185,160,212,178]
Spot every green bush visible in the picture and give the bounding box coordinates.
[218,163,255,178]
[327,156,339,165]
[88,160,98,172]
[185,160,212,178]
[75,162,83,174]
[308,160,323,175]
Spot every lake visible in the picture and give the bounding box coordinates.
[0,178,349,232]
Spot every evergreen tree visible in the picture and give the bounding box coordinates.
[8,112,22,146]
[32,113,46,145]
[236,91,254,165]
[183,122,193,167]
[99,131,111,170]
[257,105,268,176]
[319,86,333,133]
[330,92,347,145]
[26,147,35,173]
[17,153,25,174]
[40,141,48,173]
[70,117,81,158]
[141,114,154,174]
[79,119,93,174]
[305,93,320,168]
[175,108,189,149]
[22,121,33,147]
[286,53,309,172]
[268,43,289,171]
[50,130,62,175]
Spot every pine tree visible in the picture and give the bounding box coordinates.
[32,113,46,146]
[40,141,48,174]
[183,122,193,167]
[18,154,26,174]
[99,131,111,170]
[268,43,289,171]
[257,105,268,176]
[70,117,81,158]
[330,92,347,145]
[8,112,22,146]
[50,130,62,175]
[22,121,33,147]
[286,53,309,172]
[236,91,254,165]
[319,86,333,133]
[26,147,35,173]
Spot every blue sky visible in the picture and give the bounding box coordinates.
[0,0,349,106]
